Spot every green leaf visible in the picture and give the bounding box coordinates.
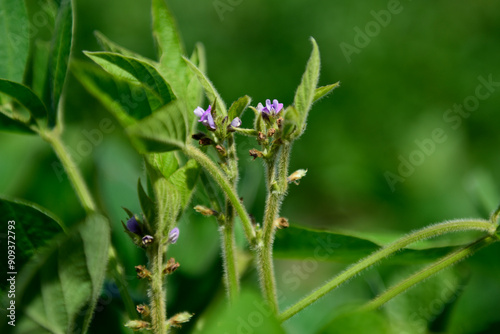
[94,31,155,65]
[0,79,48,123]
[273,225,457,264]
[43,0,73,127]
[313,82,340,103]
[151,0,185,82]
[320,310,390,334]
[292,37,320,139]
[168,159,200,209]
[184,56,227,116]
[72,60,153,126]
[147,152,179,179]
[228,95,252,121]
[186,43,206,114]
[15,214,110,334]
[193,289,285,334]
[137,178,156,227]
[85,51,175,112]
[0,0,29,82]
[0,111,34,133]
[0,197,64,291]
[127,100,188,152]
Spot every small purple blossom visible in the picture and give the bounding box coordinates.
[168,227,179,244]
[126,216,142,235]
[230,117,241,128]
[142,235,154,246]
[257,99,283,119]
[194,106,216,130]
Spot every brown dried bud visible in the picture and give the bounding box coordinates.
[267,128,276,137]
[276,117,284,128]
[125,320,150,330]
[215,144,227,156]
[163,258,180,275]
[249,149,263,160]
[167,312,194,328]
[199,137,213,146]
[136,304,150,317]
[135,265,152,280]
[194,205,218,216]
[191,132,206,140]
[274,217,289,229]
[257,132,266,144]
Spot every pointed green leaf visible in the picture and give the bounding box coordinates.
[184,56,227,116]
[85,51,175,112]
[16,214,110,334]
[292,37,320,139]
[168,159,200,209]
[127,100,188,152]
[0,0,29,82]
[72,60,153,126]
[151,0,185,75]
[228,95,252,121]
[0,197,63,291]
[186,43,206,114]
[0,79,48,123]
[43,0,73,127]
[313,82,340,103]
[94,31,155,65]
[274,225,458,264]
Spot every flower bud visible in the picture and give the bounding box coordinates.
[135,265,152,280]
[167,312,194,328]
[125,320,150,330]
[126,216,142,235]
[191,132,206,140]
[168,227,179,244]
[215,144,227,156]
[142,235,154,246]
[136,304,150,317]
[249,149,264,160]
[163,258,180,275]
[267,128,276,137]
[199,137,213,146]
[287,169,308,185]
[194,205,218,217]
[274,217,289,229]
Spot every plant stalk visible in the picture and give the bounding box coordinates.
[147,242,167,334]
[360,234,498,311]
[279,219,496,321]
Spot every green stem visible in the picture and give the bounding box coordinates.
[42,130,97,213]
[279,219,496,321]
[360,235,498,311]
[147,242,166,334]
[184,144,256,244]
[257,157,280,313]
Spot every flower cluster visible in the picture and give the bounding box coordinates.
[257,99,283,121]
[194,105,241,131]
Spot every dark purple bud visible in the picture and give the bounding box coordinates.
[126,216,142,235]
[168,227,179,244]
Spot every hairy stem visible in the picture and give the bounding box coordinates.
[279,219,496,321]
[360,235,498,311]
[147,243,166,334]
[184,144,256,244]
[43,130,97,213]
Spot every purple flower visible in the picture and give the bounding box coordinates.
[126,216,142,235]
[142,235,154,246]
[194,106,216,130]
[168,227,179,244]
[230,117,241,128]
[256,99,283,120]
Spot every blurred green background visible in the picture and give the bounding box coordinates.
[1,0,500,333]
